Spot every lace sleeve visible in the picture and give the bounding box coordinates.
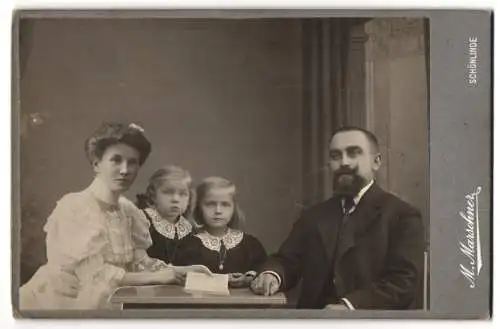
[121,197,169,272]
[131,249,170,272]
[121,197,153,250]
[44,195,106,271]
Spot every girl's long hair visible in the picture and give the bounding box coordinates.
[192,176,245,231]
[136,165,196,224]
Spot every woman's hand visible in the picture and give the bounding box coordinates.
[160,265,213,286]
[150,268,176,284]
[170,265,213,276]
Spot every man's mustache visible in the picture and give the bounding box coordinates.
[334,167,358,177]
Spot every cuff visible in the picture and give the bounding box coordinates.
[136,258,169,272]
[341,298,355,310]
[261,270,282,287]
[132,250,169,272]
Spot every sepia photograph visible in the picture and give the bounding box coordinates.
[10,9,490,318]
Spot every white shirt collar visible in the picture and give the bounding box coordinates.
[353,179,375,205]
[341,179,375,213]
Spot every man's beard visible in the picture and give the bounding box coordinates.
[332,167,366,197]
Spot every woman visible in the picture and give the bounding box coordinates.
[19,122,209,310]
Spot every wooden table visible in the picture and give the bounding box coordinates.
[110,285,288,309]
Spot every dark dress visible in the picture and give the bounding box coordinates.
[141,207,193,265]
[176,229,267,274]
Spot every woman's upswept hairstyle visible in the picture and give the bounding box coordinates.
[84,122,152,165]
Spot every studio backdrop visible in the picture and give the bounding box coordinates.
[18,18,429,306]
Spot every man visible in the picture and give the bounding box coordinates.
[251,126,425,310]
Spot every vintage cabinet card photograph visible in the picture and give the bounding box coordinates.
[10,9,492,319]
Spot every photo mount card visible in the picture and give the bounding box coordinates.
[10,9,492,319]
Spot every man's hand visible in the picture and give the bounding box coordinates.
[48,269,80,298]
[250,273,280,296]
[324,303,351,311]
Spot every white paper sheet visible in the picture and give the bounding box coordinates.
[184,272,230,296]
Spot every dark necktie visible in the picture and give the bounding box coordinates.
[343,197,355,215]
[331,197,356,298]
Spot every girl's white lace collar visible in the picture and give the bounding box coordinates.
[144,207,192,240]
[195,229,244,251]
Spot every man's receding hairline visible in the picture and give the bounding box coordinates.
[330,130,380,153]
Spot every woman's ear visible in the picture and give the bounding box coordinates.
[92,158,100,174]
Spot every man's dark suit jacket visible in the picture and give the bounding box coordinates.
[260,183,425,309]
